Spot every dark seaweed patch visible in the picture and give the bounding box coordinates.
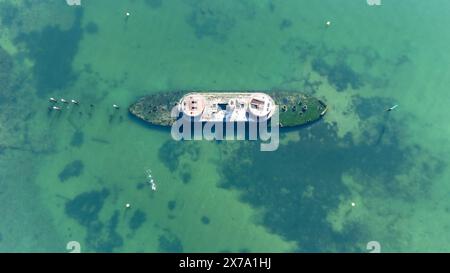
[65,188,109,227]
[218,119,441,252]
[158,140,200,172]
[85,22,99,34]
[268,1,275,13]
[0,2,18,27]
[279,19,292,30]
[58,160,84,182]
[145,0,162,9]
[0,46,14,100]
[158,141,184,171]
[280,37,397,92]
[167,200,176,211]
[185,4,236,42]
[129,209,147,231]
[180,171,192,184]
[158,233,183,253]
[65,190,124,252]
[158,140,201,185]
[352,96,394,120]
[201,216,210,225]
[190,147,200,161]
[86,210,124,252]
[70,130,84,148]
[184,0,255,41]
[395,54,410,66]
[14,9,83,96]
[136,182,145,190]
[311,58,363,92]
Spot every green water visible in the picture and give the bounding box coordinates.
[1,0,450,252]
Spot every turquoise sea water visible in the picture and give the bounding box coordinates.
[1,0,450,252]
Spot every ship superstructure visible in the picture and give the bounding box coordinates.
[179,92,276,122]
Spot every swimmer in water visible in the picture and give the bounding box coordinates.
[386,104,399,112]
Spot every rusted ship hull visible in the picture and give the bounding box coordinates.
[129,91,327,128]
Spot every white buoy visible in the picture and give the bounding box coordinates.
[125,203,131,208]
[113,104,120,109]
[351,202,356,207]
[49,97,57,103]
[326,21,331,27]
[126,12,130,17]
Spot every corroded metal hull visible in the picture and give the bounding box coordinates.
[129,91,327,128]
